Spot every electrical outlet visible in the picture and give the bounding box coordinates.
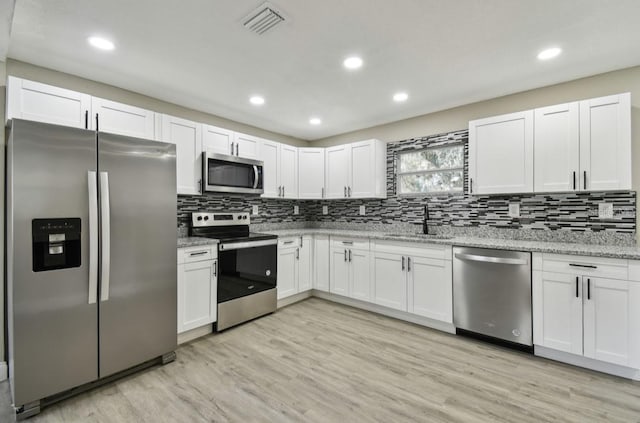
[293,205,299,215]
[359,205,366,216]
[252,205,259,215]
[508,203,520,218]
[322,205,328,215]
[599,203,614,219]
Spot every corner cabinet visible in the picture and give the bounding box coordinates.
[177,246,218,334]
[325,139,386,199]
[313,235,330,292]
[468,110,534,195]
[160,114,202,195]
[298,148,326,199]
[533,253,640,370]
[277,236,312,300]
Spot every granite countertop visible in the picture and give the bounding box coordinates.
[177,237,219,248]
[263,229,640,260]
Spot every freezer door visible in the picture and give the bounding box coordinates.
[97,132,177,377]
[7,120,98,406]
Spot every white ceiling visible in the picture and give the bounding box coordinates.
[7,0,640,140]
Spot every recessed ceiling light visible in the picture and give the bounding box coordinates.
[249,96,265,105]
[343,56,363,70]
[537,47,562,61]
[393,92,409,102]
[309,117,322,125]
[88,36,115,51]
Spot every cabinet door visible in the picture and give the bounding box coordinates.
[532,271,583,355]
[177,260,216,333]
[277,247,298,300]
[298,237,313,292]
[468,110,534,194]
[91,97,155,139]
[534,103,580,192]
[325,144,351,198]
[234,133,260,159]
[280,144,299,199]
[161,115,202,195]
[313,235,330,292]
[579,93,631,191]
[583,277,638,367]
[260,140,280,198]
[7,76,91,128]
[349,249,371,302]
[408,256,452,323]
[298,148,325,199]
[202,124,234,156]
[329,247,350,296]
[372,252,407,311]
[350,140,375,198]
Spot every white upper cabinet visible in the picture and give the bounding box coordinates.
[202,124,234,156]
[259,139,298,199]
[579,93,631,191]
[469,110,534,195]
[325,139,386,199]
[325,144,351,199]
[160,115,202,195]
[233,133,260,159]
[7,76,91,129]
[91,97,155,139]
[298,148,326,199]
[280,144,299,199]
[534,103,580,193]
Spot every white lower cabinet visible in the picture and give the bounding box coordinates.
[277,236,312,300]
[533,253,640,370]
[177,246,217,334]
[329,238,371,300]
[372,241,452,320]
[313,235,330,292]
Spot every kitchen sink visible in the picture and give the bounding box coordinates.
[384,233,452,240]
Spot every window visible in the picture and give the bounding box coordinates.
[396,144,464,194]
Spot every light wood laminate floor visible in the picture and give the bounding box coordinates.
[1,297,640,422]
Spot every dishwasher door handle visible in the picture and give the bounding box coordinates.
[454,253,528,266]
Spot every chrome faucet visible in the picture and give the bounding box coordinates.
[422,204,430,235]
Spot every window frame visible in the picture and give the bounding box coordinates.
[395,143,465,196]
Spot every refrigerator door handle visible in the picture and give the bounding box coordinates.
[100,172,111,302]
[88,171,99,304]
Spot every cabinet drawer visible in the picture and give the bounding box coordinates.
[542,253,628,280]
[372,240,451,260]
[179,246,216,264]
[330,237,370,251]
[279,237,301,248]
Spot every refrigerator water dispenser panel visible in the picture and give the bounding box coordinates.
[32,218,81,272]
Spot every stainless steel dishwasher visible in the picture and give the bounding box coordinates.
[453,246,532,349]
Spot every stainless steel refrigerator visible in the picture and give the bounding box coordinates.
[6,119,177,418]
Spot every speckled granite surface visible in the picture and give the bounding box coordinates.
[177,237,219,248]
[261,228,640,260]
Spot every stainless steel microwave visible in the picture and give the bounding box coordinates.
[202,152,264,194]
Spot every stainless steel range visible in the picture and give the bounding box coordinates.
[190,212,277,331]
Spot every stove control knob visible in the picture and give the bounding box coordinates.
[242,216,247,219]
[204,216,209,221]
[237,216,241,220]
[197,216,203,221]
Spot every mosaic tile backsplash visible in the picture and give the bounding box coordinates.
[178,129,635,236]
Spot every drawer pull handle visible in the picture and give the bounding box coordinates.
[575,276,579,298]
[569,264,597,269]
[587,278,591,300]
[342,241,354,245]
[189,251,208,256]
[283,240,295,245]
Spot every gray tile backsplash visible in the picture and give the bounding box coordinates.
[178,129,636,240]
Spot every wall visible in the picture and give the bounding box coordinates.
[6,59,308,147]
[306,130,635,241]
[0,60,6,364]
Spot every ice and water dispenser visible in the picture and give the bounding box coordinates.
[32,218,81,272]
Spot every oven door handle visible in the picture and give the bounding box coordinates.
[252,165,259,189]
[219,239,278,251]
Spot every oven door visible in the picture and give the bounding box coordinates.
[217,239,277,303]
[203,152,264,194]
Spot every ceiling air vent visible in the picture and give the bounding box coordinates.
[243,2,286,35]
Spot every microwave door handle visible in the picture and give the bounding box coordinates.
[253,165,259,189]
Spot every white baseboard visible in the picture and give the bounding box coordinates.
[178,325,213,345]
[277,290,313,308]
[312,290,456,334]
[535,345,640,380]
[0,361,7,381]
